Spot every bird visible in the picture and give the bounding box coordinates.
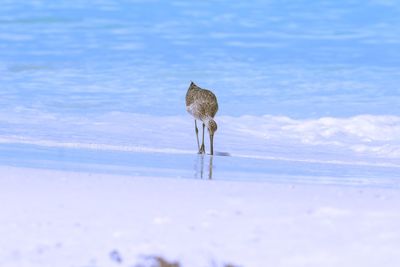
[185,81,218,155]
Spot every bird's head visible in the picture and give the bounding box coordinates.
[205,117,218,135]
[205,117,217,155]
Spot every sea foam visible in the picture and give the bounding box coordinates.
[0,109,399,167]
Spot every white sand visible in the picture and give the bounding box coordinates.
[0,166,399,267]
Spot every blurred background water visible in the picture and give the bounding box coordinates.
[1,0,400,118]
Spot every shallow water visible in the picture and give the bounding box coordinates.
[1,143,399,188]
[1,0,400,184]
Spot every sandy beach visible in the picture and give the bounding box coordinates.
[1,164,399,267]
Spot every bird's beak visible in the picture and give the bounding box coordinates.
[210,133,214,155]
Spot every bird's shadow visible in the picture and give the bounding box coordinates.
[215,151,231,157]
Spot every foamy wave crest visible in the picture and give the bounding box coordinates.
[219,115,400,158]
[0,109,399,164]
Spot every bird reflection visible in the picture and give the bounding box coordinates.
[194,154,214,180]
[208,156,213,179]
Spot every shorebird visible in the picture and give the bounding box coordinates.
[185,81,218,155]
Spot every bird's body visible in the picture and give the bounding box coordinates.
[186,83,218,120]
[186,81,218,155]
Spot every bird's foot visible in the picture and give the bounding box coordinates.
[198,144,205,154]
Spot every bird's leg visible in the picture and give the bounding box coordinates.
[209,133,214,156]
[199,123,205,154]
[194,120,200,150]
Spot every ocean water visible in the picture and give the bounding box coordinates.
[1,0,399,184]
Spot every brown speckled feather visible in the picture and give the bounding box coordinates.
[186,82,218,120]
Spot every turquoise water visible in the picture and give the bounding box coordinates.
[1,0,400,118]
